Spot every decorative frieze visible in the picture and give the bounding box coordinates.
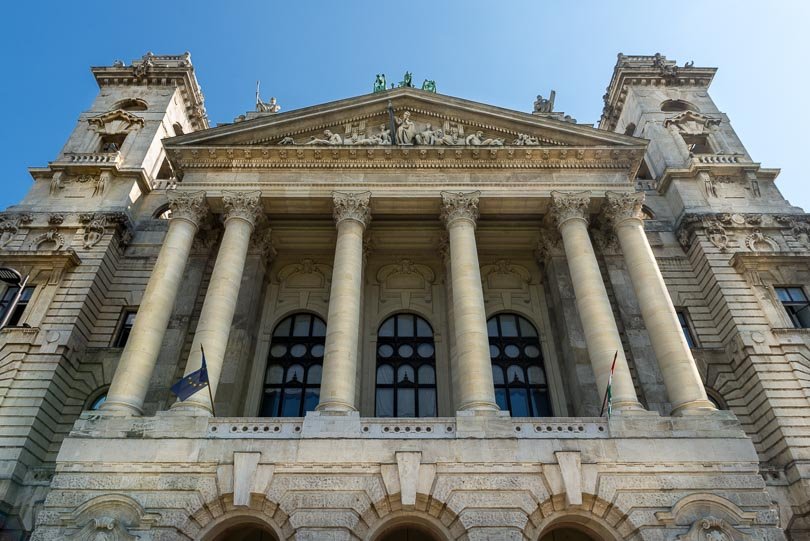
[167,190,209,226]
[332,191,371,228]
[440,191,480,227]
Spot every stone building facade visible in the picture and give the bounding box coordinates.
[0,52,807,540]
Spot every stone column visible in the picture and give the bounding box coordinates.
[550,191,641,411]
[103,191,208,415]
[171,191,262,415]
[604,191,715,414]
[316,192,371,412]
[441,191,499,412]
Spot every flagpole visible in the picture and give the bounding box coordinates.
[599,350,618,417]
[201,345,216,417]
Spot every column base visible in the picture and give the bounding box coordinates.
[169,401,213,417]
[610,400,647,414]
[671,399,717,416]
[315,400,357,413]
[458,400,500,412]
[98,399,143,416]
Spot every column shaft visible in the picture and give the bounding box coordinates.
[103,192,207,415]
[441,192,498,412]
[551,192,641,411]
[606,192,715,414]
[317,192,370,412]
[171,191,261,414]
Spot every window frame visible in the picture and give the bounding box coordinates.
[675,308,699,348]
[488,313,553,418]
[0,285,36,327]
[112,308,138,348]
[260,313,326,417]
[374,313,438,418]
[774,286,810,329]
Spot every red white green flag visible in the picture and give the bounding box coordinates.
[600,351,618,417]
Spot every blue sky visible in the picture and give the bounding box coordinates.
[2,1,808,210]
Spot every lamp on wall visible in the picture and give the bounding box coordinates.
[0,267,28,329]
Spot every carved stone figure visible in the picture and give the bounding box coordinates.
[256,82,281,113]
[398,71,414,88]
[435,128,460,146]
[375,124,391,145]
[466,131,484,146]
[513,133,539,146]
[49,172,64,195]
[278,136,295,145]
[395,111,417,144]
[534,90,556,113]
[82,216,107,249]
[421,79,437,93]
[415,124,437,145]
[92,172,109,197]
[373,74,386,93]
[306,130,343,145]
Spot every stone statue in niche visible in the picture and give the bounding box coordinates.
[395,111,417,144]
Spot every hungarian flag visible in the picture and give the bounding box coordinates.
[600,351,618,417]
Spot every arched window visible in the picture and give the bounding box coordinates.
[172,122,184,136]
[375,313,437,417]
[114,98,148,111]
[85,388,108,411]
[260,313,325,417]
[660,99,698,112]
[488,313,552,417]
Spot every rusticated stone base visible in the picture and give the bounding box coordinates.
[30,410,785,540]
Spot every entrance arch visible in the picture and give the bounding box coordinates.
[365,511,451,541]
[198,512,282,541]
[377,525,441,541]
[539,527,599,541]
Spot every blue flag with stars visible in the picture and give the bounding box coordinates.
[171,347,210,401]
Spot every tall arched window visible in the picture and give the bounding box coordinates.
[488,313,552,417]
[260,313,325,417]
[375,313,437,417]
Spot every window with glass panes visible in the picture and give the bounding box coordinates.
[113,310,137,347]
[375,313,437,417]
[775,286,810,328]
[260,313,326,416]
[0,286,35,326]
[676,310,697,348]
[487,313,552,417]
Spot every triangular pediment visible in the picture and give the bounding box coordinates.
[167,88,644,149]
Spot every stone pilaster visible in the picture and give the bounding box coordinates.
[317,192,371,412]
[550,191,641,411]
[171,191,262,415]
[603,191,715,414]
[103,191,208,415]
[441,191,498,412]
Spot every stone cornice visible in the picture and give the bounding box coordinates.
[332,192,371,228]
[166,145,643,172]
[656,161,773,195]
[440,191,480,227]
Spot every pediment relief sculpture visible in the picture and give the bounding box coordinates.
[88,109,145,134]
[377,259,436,291]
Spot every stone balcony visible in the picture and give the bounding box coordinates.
[50,151,122,169]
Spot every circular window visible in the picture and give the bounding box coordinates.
[290,344,307,358]
[270,345,287,358]
[378,344,394,358]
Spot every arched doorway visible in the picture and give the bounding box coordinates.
[377,525,441,541]
[540,527,599,541]
[211,523,277,541]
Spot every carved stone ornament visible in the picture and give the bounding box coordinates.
[80,214,107,249]
[87,109,145,133]
[534,227,562,262]
[440,191,480,227]
[332,191,371,228]
[744,229,778,252]
[249,227,277,260]
[664,110,721,135]
[48,214,65,225]
[167,191,209,226]
[550,191,591,228]
[602,191,645,227]
[61,494,159,541]
[31,229,66,251]
[0,214,32,249]
[676,516,751,541]
[65,516,139,541]
[704,219,729,251]
[222,190,263,226]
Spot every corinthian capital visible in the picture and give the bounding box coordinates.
[550,191,590,229]
[602,191,645,227]
[168,191,208,226]
[440,191,480,227]
[223,190,263,227]
[332,191,371,228]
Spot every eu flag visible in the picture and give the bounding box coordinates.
[171,346,210,401]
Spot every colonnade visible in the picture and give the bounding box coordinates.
[102,189,714,417]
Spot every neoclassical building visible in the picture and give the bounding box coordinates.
[0,52,807,540]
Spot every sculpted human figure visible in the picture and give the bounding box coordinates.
[278,136,295,145]
[306,130,343,145]
[377,124,391,145]
[395,111,417,144]
[373,74,386,93]
[465,131,485,146]
[415,123,436,145]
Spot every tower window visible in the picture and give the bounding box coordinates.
[114,98,148,111]
[682,134,713,154]
[775,287,810,328]
[488,313,552,417]
[0,286,35,327]
[172,123,184,136]
[375,313,437,417]
[99,133,127,153]
[156,158,174,179]
[260,313,325,417]
[661,99,698,112]
[113,309,137,347]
